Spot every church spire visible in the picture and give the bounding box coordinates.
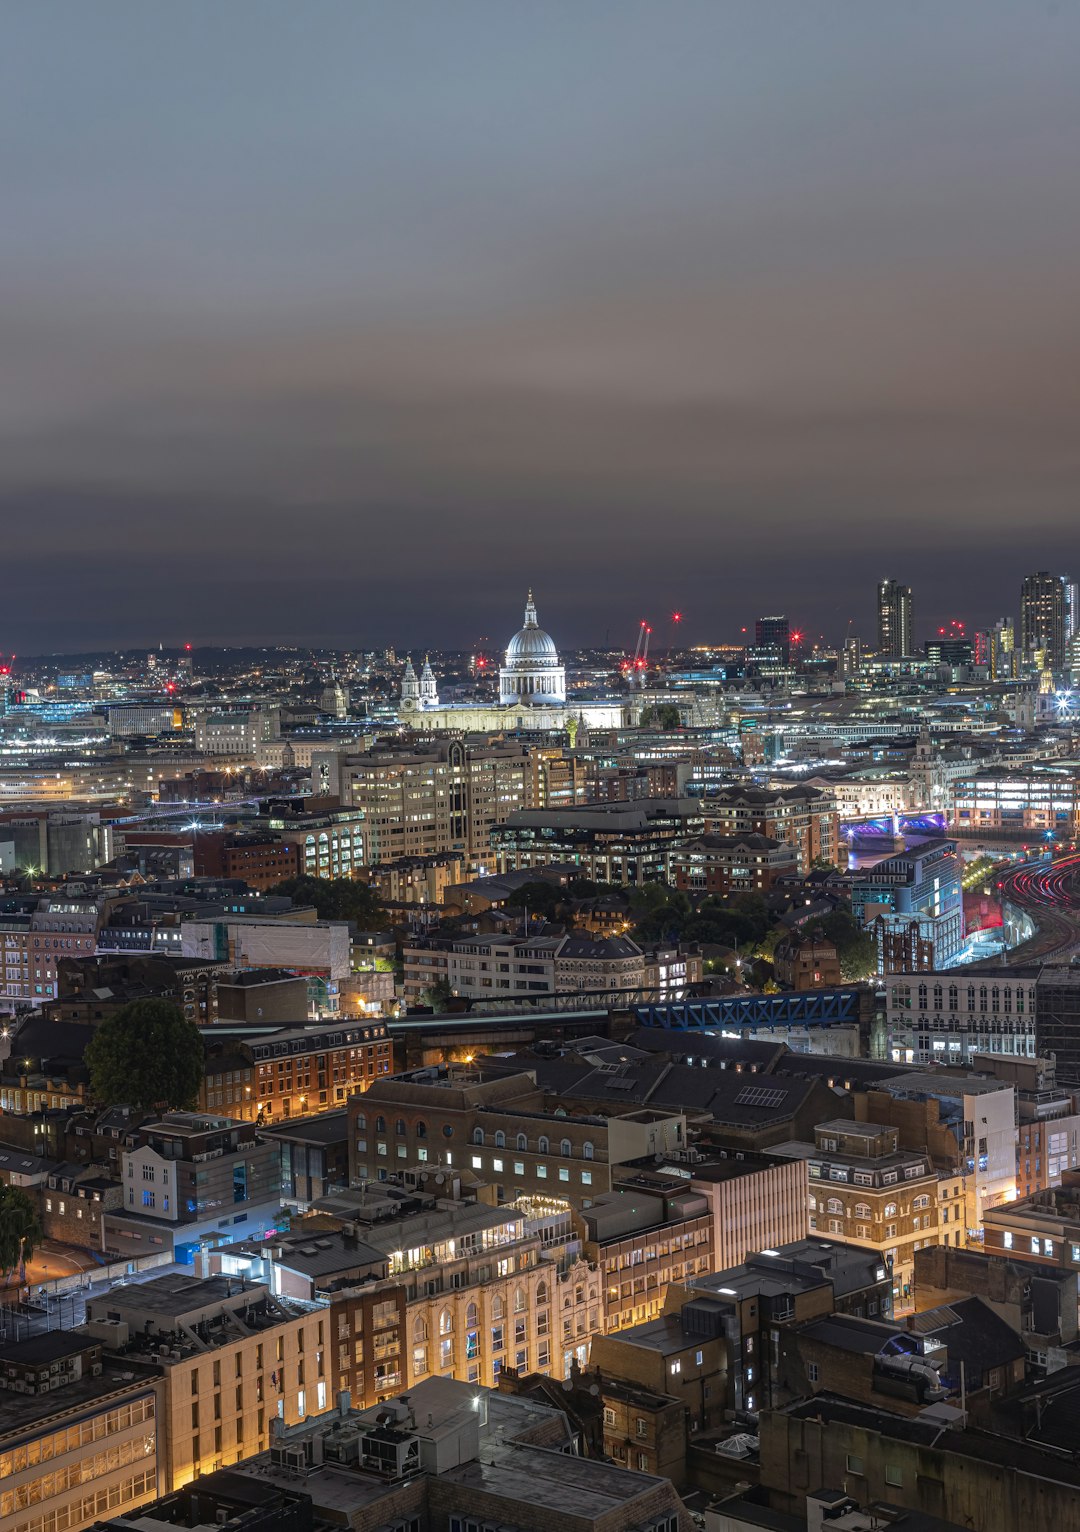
[524,588,538,628]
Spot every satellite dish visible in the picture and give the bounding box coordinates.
[435,1174,445,1185]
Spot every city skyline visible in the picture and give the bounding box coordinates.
[4,4,1080,649]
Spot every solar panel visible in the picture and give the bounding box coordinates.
[734,1085,789,1109]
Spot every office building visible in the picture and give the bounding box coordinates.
[102,1113,282,1264]
[885,967,1038,1065]
[83,1274,329,1490]
[1020,570,1067,668]
[877,579,913,659]
[0,1332,160,1532]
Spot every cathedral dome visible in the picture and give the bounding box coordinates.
[505,596,559,666]
[500,590,567,706]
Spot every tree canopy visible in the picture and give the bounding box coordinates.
[86,998,205,1111]
[0,1181,44,1280]
[269,875,387,927]
[815,908,879,981]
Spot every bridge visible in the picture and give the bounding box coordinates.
[633,987,871,1032]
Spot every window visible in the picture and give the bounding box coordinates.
[439,1309,453,1335]
[883,1202,897,1218]
[846,1453,864,1476]
[517,1133,527,1151]
[807,1362,819,1383]
[670,1360,681,1376]
[885,1465,903,1488]
[583,1141,594,1160]
[538,1136,549,1154]
[603,1406,616,1427]
[495,1130,505,1148]
[827,1197,843,1214]
[395,1119,406,1136]
[560,1138,572,1157]
[473,1127,484,1145]
[375,1116,386,1133]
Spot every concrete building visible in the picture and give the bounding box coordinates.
[312,738,538,871]
[83,1274,328,1490]
[774,1120,941,1310]
[492,799,707,886]
[885,966,1038,1065]
[102,1113,282,1264]
[0,1332,160,1532]
[117,1376,687,1532]
[1035,966,1080,1087]
[846,821,963,972]
[347,1067,687,1209]
[701,786,839,874]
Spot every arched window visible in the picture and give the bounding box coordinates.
[472,1127,484,1146]
[355,1113,366,1131]
[560,1138,572,1158]
[439,1309,453,1335]
[491,1295,504,1321]
[538,1135,549,1155]
[414,1316,428,1341]
[375,1116,386,1134]
[513,1286,526,1313]
[395,1119,406,1136]
[913,1194,930,1210]
[854,1203,871,1219]
[883,1202,897,1218]
[582,1141,594,1160]
[466,1302,478,1328]
[827,1198,843,1214]
[536,1280,548,1305]
[517,1133,528,1151]
[495,1130,505,1149]
[416,1120,427,1139]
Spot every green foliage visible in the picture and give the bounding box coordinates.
[419,976,455,1012]
[86,998,205,1111]
[269,875,387,927]
[0,1182,42,1279]
[639,703,683,729]
[816,908,879,981]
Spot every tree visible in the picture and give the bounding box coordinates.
[0,1182,43,1282]
[86,998,205,1111]
[419,977,455,1012]
[269,876,387,928]
[816,908,879,981]
[504,880,563,921]
[639,703,683,730]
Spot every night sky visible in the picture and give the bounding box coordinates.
[4,3,1080,655]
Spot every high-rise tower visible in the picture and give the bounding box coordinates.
[1020,572,1066,669]
[877,579,913,658]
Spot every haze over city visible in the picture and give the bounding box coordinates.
[4,2,1080,650]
